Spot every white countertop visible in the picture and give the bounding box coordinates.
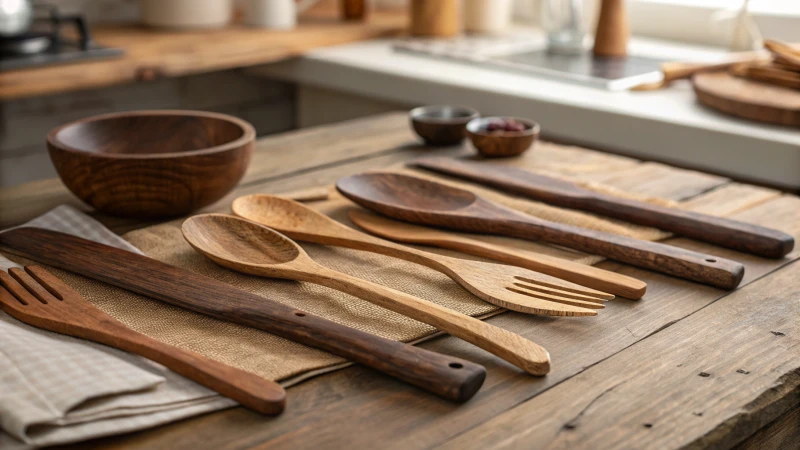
[254,37,800,189]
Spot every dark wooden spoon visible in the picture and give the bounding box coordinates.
[336,173,745,290]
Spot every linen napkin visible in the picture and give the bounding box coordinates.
[0,205,235,449]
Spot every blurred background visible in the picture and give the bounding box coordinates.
[0,0,798,188]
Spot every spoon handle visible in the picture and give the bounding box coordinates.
[494,214,745,289]
[298,265,551,376]
[0,227,486,403]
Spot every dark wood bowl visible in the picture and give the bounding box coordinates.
[47,110,255,218]
[409,105,480,146]
[466,117,540,158]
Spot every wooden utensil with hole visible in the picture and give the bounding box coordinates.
[182,214,551,376]
[0,227,486,402]
[336,172,746,290]
[348,209,646,299]
[0,265,287,415]
[413,157,794,259]
[232,194,610,317]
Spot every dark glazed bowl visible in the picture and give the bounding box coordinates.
[47,110,255,218]
[466,116,540,158]
[409,105,480,146]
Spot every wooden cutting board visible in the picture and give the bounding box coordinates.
[692,71,800,127]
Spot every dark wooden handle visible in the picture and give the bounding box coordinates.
[588,195,794,259]
[496,216,744,289]
[0,228,486,402]
[413,157,794,259]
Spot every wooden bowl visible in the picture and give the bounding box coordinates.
[47,110,255,218]
[409,105,480,146]
[466,117,539,158]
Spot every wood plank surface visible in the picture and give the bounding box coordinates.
[0,1,405,100]
[2,113,798,449]
[442,259,800,450]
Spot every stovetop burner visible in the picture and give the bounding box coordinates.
[0,7,123,72]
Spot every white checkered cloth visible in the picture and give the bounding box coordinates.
[0,205,236,449]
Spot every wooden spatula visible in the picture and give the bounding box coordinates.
[0,265,286,415]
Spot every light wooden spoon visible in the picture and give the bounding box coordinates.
[349,209,646,299]
[232,194,612,316]
[182,214,551,376]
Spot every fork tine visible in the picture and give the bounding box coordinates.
[9,268,58,304]
[514,275,614,301]
[25,265,72,301]
[0,271,35,305]
[506,286,605,309]
[512,281,608,304]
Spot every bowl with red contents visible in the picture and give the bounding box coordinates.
[466,116,540,158]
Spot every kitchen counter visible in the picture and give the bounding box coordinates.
[1,113,799,449]
[0,3,405,100]
[252,38,800,190]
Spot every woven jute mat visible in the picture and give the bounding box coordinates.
[28,150,680,387]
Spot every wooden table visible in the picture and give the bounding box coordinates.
[0,1,405,100]
[1,113,799,449]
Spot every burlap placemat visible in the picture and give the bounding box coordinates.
[11,152,681,387]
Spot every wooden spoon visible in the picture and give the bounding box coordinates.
[336,173,745,290]
[182,214,552,376]
[232,194,611,316]
[348,209,646,299]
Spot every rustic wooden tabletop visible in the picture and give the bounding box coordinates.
[1,113,798,449]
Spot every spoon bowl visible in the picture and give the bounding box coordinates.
[337,173,478,213]
[183,214,301,269]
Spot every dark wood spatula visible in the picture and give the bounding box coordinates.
[412,157,794,259]
[336,172,745,290]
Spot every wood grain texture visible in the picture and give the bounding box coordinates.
[593,0,629,57]
[441,258,800,450]
[693,71,800,127]
[735,405,800,450]
[348,208,647,299]
[336,172,746,289]
[0,1,406,100]
[182,214,552,375]
[231,194,610,316]
[0,227,486,402]
[3,113,800,449]
[47,110,255,218]
[412,157,795,258]
[0,265,286,415]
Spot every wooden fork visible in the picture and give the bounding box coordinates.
[0,265,286,415]
[233,194,613,317]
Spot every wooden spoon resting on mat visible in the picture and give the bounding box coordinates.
[348,209,646,299]
[232,194,611,316]
[182,214,552,376]
[336,173,745,290]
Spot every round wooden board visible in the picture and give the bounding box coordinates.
[692,71,800,127]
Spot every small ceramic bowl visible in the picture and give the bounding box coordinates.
[409,105,480,146]
[47,110,255,218]
[466,116,540,158]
